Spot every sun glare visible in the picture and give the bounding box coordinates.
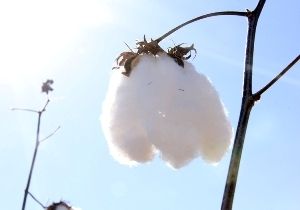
[0,0,113,89]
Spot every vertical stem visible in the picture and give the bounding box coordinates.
[221,98,254,210]
[21,112,42,210]
[221,0,266,209]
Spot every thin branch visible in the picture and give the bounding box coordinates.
[41,99,50,113]
[11,108,39,113]
[39,126,61,143]
[155,11,247,43]
[221,0,266,210]
[12,99,50,114]
[28,191,46,209]
[124,42,135,53]
[253,54,300,100]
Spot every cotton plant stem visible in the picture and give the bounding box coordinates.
[21,100,50,210]
[221,0,266,209]
[21,113,42,210]
[155,11,247,43]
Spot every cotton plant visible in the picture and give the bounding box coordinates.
[101,37,233,169]
[14,81,81,210]
[101,0,300,209]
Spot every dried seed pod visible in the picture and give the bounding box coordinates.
[41,79,54,94]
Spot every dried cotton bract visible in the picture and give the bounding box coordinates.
[101,42,232,169]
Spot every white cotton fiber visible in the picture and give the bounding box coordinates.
[55,205,69,210]
[101,53,232,168]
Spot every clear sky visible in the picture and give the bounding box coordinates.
[0,0,299,210]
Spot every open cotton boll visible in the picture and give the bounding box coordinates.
[101,53,232,168]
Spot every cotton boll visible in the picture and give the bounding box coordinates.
[101,53,232,168]
[47,201,73,210]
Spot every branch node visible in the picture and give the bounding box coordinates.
[246,9,253,17]
[252,94,261,102]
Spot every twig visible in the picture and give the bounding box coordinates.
[11,108,39,113]
[155,11,247,43]
[40,126,61,143]
[124,42,135,53]
[253,54,300,101]
[12,99,50,114]
[41,99,50,112]
[28,191,46,209]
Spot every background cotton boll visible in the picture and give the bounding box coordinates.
[47,201,73,210]
[101,52,232,168]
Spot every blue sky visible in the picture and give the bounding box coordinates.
[0,0,299,210]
